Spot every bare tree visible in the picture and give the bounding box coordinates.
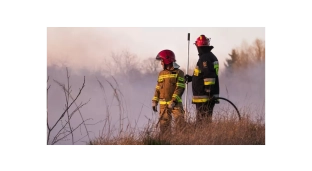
[47,67,92,145]
[99,56,113,76]
[238,47,250,68]
[141,57,160,73]
[224,49,239,71]
[252,38,265,62]
[109,50,140,76]
[223,38,265,73]
[123,50,139,71]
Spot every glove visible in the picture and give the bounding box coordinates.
[168,101,175,109]
[184,74,192,83]
[153,106,157,112]
[152,101,158,112]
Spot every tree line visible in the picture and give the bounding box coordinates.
[224,38,265,72]
[89,38,265,77]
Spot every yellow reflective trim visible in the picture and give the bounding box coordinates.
[158,74,178,82]
[159,74,178,79]
[178,77,185,82]
[156,86,160,90]
[192,98,209,103]
[172,94,182,102]
[159,101,170,105]
[194,68,201,76]
[152,97,159,101]
[176,83,185,88]
[204,81,215,85]
[213,64,219,75]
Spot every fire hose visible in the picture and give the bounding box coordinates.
[212,96,241,121]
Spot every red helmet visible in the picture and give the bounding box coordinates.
[195,35,211,46]
[156,49,176,64]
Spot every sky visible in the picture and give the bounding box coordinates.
[47,27,265,73]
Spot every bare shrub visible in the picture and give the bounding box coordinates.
[47,68,92,145]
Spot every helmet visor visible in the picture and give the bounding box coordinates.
[156,55,162,61]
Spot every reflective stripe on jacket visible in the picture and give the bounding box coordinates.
[191,50,220,104]
[152,67,185,105]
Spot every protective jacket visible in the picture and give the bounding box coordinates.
[152,67,185,105]
[191,46,219,103]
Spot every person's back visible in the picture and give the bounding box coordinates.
[192,50,220,99]
[185,35,220,124]
[192,46,219,100]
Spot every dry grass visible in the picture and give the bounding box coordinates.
[89,114,265,145]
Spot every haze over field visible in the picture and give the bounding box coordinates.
[47,27,265,145]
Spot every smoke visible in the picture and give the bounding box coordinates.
[47,28,265,144]
[47,27,122,73]
[216,61,265,122]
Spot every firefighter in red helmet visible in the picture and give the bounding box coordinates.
[152,49,186,136]
[184,35,220,124]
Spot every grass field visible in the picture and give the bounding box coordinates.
[88,112,265,145]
